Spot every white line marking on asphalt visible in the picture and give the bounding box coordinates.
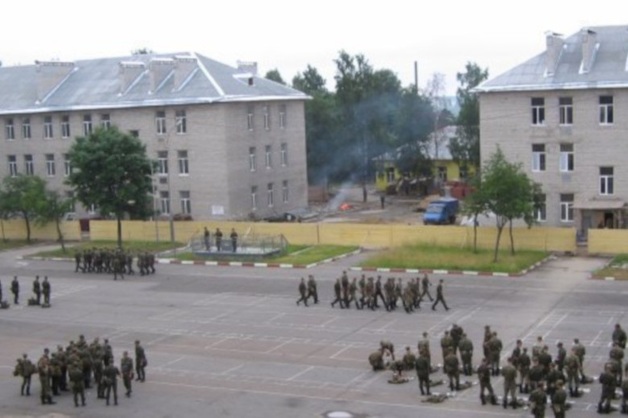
[221,364,243,375]
[590,330,604,347]
[330,345,353,360]
[542,313,568,339]
[286,365,314,381]
[160,356,185,368]
[264,339,294,354]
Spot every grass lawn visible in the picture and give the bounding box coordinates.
[361,243,548,273]
[0,239,35,251]
[30,240,184,258]
[593,254,628,280]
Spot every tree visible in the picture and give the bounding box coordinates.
[461,175,487,253]
[66,126,153,249]
[264,69,285,85]
[293,65,328,95]
[34,190,74,253]
[0,175,47,243]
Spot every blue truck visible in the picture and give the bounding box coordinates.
[422,197,459,225]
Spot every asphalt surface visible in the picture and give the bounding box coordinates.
[0,244,623,418]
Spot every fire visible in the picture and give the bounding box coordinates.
[339,203,352,211]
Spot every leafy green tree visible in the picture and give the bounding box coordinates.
[0,175,47,243]
[66,126,153,248]
[264,69,285,85]
[34,190,74,253]
[293,65,328,95]
[461,174,488,252]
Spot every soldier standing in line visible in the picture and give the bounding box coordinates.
[431,279,449,311]
[357,275,366,308]
[573,338,587,382]
[203,227,210,251]
[296,278,309,307]
[365,277,375,310]
[69,360,86,407]
[402,346,416,370]
[417,332,431,371]
[501,357,518,409]
[42,277,51,305]
[348,277,361,309]
[613,323,627,349]
[610,342,625,385]
[415,349,431,395]
[420,273,433,302]
[74,251,83,273]
[450,323,463,355]
[488,332,503,376]
[440,331,453,364]
[103,358,120,406]
[126,251,135,275]
[15,353,34,396]
[11,276,19,304]
[374,276,388,311]
[37,349,55,405]
[330,278,345,309]
[477,357,497,405]
[120,351,134,397]
[459,333,474,376]
[444,348,460,391]
[215,228,223,252]
[340,271,350,307]
[552,380,567,418]
[565,347,580,397]
[306,275,318,304]
[230,228,238,252]
[135,340,147,382]
[519,347,531,393]
[598,363,616,414]
[529,381,547,418]
[555,341,567,373]
[32,276,41,305]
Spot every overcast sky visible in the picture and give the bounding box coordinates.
[3,1,627,95]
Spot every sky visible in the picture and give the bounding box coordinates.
[3,1,628,96]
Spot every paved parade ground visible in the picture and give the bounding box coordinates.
[0,245,624,418]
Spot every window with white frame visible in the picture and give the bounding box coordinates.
[157,151,168,176]
[24,155,34,175]
[45,154,55,176]
[265,145,272,168]
[559,143,574,172]
[63,154,72,177]
[159,191,170,214]
[65,191,76,212]
[156,111,166,134]
[267,182,274,207]
[21,117,31,139]
[179,191,191,214]
[534,193,546,222]
[559,97,573,125]
[280,143,287,166]
[251,186,258,210]
[263,105,270,130]
[5,118,14,140]
[599,95,614,125]
[7,155,17,177]
[83,114,92,135]
[531,97,545,125]
[61,115,71,138]
[560,193,574,222]
[44,116,53,139]
[532,144,546,172]
[600,166,614,195]
[282,180,289,203]
[279,104,286,129]
[177,150,189,175]
[175,110,186,134]
[100,114,111,129]
[249,147,256,171]
[247,105,254,131]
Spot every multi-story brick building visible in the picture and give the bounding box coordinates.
[476,25,628,237]
[0,53,309,220]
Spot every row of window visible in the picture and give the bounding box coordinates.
[250,181,290,210]
[534,193,575,223]
[531,143,574,172]
[247,104,287,131]
[7,154,70,177]
[248,144,288,171]
[530,95,614,126]
[156,190,192,215]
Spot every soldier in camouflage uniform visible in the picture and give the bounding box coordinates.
[14,354,35,396]
[69,360,86,407]
[552,380,567,418]
[529,381,547,418]
[415,349,431,395]
[444,348,460,391]
[565,347,581,397]
[477,357,497,405]
[501,357,518,409]
[120,351,134,397]
[598,363,616,414]
[369,349,385,371]
[488,331,503,376]
[49,352,61,395]
[402,346,416,370]
[37,349,55,405]
[610,342,624,385]
[417,332,431,371]
[572,338,587,382]
[440,331,453,364]
[348,277,361,309]
[458,333,474,376]
[306,275,318,304]
[103,357,120,406]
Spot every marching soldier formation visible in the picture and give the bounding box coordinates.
[12,333,148,408]
[73,249,156,279]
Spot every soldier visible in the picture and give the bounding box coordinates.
[15,353,34,396]
[529,357,545,393]
[296,277,308,307]
[357,275,366,308]
[420,273,433,302]
[450,324,463,354]
[440,331,453,363]
[37,349,55,405]
[417,332,431,371]
[42,276,51,305]
[69,360,86,407]
[32,276,41,305]
[538,345,553,377]
[565,347,581,397]
[79,344,93,389]
[230,228,238,252]
[49,352,61,395]
[572,338,587,382]
[135,340,147,382]
[90,339,104,398]
[368,349,385,371]
[501,357,518,409]
[610,342,625,385]
[431,279,449,311]
[365,277,375,310]
[148,252,156,274]
[380,340,395,361]
[103,358,120,406]
[412,276,421,309]
[74,250,83,272]
[120,351,134,397]
[330,278,345,309]
[374,276,388,310]
[488,331,503,376]
[11,276,19,304]
[529,381,547,418]
[402,282,415,313]
[552,380,567,418]
[444,348,460,391]
[555,341,566,373]
[215,228,223,252]
[112,250,125,280]
[613,323,627,349]
[518,346,531,393]
[306,275,318,304]
[340,271,349,307]
[415,349,431,395]
[459,333,474,376]
[203,227,210,251]
[532,335,544,359]
[545,361,564,399]
[598,363,616,414]
[126,251,135,275]
[348,277,361,309]
[482,325,492,359]
[477,357,497,405]
[402,346,416,370]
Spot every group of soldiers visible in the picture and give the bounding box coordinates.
[74,248,156,279]
[0,276,52,307]
[296,271,449,312]
[13,334,148,407]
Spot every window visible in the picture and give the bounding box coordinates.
[267,182,274,207]
[45,154,55,176]
[265,145,272,168]
[282,180,289,203]
[177,150,189,175]
[559,144,574,172]
[600,166,614,195]
[63,154,72,177]
[21,117,31,139]
[159,191,170,214]
[157,151,168,175]
[559,97,573,125]
[280,143,287,166]
[599,95,614,124]
[175,110,186,134]
[247,105,254,131]
[5,118,14,140]
[156,111,166,134]
[279,104,286,129]
[100,114,111,129]
[7,155,17,177]
[65,191,75,212]
[560,193,574,222]
[83,114,92,135]
[263,105,270,130]
[532,144,546,172]
[534,193,546,222]
[179,191,191,214]
[61,115,71,138]
[24,154,34,175]
[249,147,256,171]
[129,130,139,138]
[44,116,53,139]
[531,98,545,125]
[251,186,258,210]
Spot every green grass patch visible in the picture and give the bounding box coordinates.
[361,243,547,273]
[31,240,184,258]
[0,239,35,251]
[593,255,628,280]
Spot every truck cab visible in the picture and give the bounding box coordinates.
[423,197,459,225]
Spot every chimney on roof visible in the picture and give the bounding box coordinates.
[580,28,598,74]
[118,61,146,94]
[173,55,198,91]
[35,60,75,102]
[237,61,257,86]
[148,57,175,94]
[544,32,564,77]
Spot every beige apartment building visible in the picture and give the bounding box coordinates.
[0,53,309,221]
[476,25,628,237]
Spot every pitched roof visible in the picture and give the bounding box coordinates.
[476,25,628,93]
[0,52,308,115]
